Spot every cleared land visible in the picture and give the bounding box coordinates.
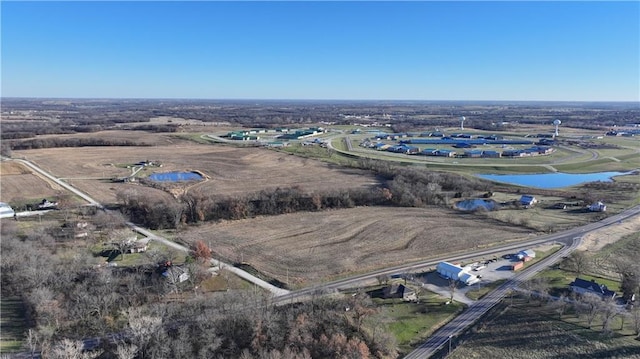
[0,161,66,204]
[14,131,379,204]
[173,206,532,286]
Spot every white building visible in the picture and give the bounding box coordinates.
[517,249,536,260]
[0,203,15,219]
[436,261,480,285]
[588,201,607,212]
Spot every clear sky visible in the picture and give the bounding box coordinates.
[2,1,639,101]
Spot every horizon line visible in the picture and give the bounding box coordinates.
[2,96,639,104]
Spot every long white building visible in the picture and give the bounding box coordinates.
[0,202,15,219]
[436,261,480,285]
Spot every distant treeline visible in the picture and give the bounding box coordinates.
[10,137,149,150]
[118,162,488,229]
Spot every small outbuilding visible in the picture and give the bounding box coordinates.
[516,249,536,260]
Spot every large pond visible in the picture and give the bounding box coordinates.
[478,171,634,189]
[148,171,204,182]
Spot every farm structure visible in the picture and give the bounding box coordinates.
[569,278,616,299]
[511,261,524,271]
[516,249,536,260]
[0,202,15,218]
[436,261,480,285]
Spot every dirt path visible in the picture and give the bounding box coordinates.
[577,214,640,252]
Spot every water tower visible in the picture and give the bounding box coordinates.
[553,119,561,137]
[460,116,466,130]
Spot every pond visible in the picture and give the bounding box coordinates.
[455,199,499,211]
[148,171,204,182]
[478,171,633,189]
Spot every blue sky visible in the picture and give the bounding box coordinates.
[2,1,639,101]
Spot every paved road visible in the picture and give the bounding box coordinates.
[403,204,640,359]
[9,158,290,297]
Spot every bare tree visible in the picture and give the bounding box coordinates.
[448,278,457,302]
[600,296,618,333]
[566,251,590,277]
[631,306,640,337]
[49,338,102,359]
[115,343,138,359]
[127,308,163,358]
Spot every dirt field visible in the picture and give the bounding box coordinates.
[14,133,379,205]
[0,161,66,204]
[175,206,532,286]
[577,214,640,252]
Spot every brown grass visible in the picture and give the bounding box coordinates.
[14,132,378,204]
[0,161,66,203]
[174,206,532,286]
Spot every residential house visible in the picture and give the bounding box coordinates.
[383,284,418,302]
[520,195,538,207]
[588,201,607,212]
[569,278,616,299]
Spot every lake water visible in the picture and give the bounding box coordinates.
[478,171,633,189]
[148,171,203,182]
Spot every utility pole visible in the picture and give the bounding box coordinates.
[448,334,453,355]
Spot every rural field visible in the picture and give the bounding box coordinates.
[448,299,640,359]
[172,206,532,287]
[0,161,66,205]
[12,130,379,204]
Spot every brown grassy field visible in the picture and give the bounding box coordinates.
[0,161,67,204]
[13,131,379,204]
[172,206,532,287]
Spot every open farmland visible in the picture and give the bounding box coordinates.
[175,206,533,287]
[0,161,66,204]
[13,131,379,204]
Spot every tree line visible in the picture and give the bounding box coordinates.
[116,163,489,230]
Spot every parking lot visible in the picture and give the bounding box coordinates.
[416,249,547,304]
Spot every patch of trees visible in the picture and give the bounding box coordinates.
[118,161,488,229]
[9,137,149,150]
[1,218,398,358]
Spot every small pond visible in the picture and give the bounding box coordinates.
[478,171,634,189]
[148,171,204,182]
[455,199,499,211]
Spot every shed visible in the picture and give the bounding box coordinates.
[517,249,536,260]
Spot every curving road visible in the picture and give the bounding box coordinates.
[403,204,640,359]
[9,158,290,297]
